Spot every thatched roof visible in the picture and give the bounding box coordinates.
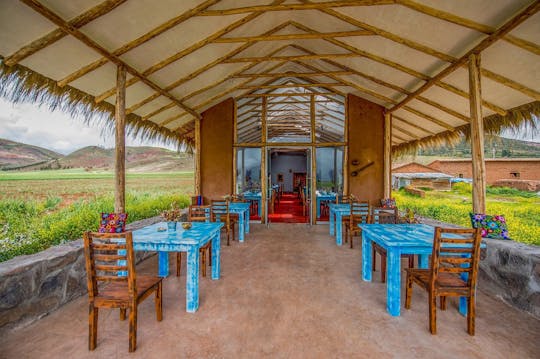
[0,0,539,153]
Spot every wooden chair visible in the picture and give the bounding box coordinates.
[337,194,356,229]
[405,227,482,335]
[211,199,235,246]
[83,231,163,352]
[176,205,212,277]
[344,201,370,248]
[370,207,414,282]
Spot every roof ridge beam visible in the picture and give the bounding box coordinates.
[4,0,127,66]
[388,1,540,113]
[19,0,201,119]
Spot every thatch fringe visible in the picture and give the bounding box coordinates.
[0,59,194,152]
[393,101,540,157]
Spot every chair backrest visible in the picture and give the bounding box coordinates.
[337,194,355,204]
[371,207,399,224]
[430,227,483,290]
[189,205,211,222]
[211,200,230,223]
[350,201,370,224]
[83,231,136,299]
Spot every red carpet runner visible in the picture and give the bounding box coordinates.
[268,193,307,223]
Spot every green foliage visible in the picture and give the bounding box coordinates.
[393,187,540,246]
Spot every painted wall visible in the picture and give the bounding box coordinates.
[270,153,307,192]
[200,98,234,202]
[347,94,385,203]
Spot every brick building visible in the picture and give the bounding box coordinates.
[392,162,453,190]
[428,159,540,185]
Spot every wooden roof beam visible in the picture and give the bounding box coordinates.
[392,115,435,135]
[224,53,361,63]
[388,1,540,113]
[197,1,395,16]
[239,82,346,90]
[213,30,373,43]
[4,0,127,66]
[57,0,220,86]
[20,0,201,119]
[232,71,354,78]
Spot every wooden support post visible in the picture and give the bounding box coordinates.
[468,53,486,213]
[114,65,126,213]
[343,96,349,195]
[261,98,267,224]
[384,112,392,198]
[310,95,317,223]
[195,118,201,196]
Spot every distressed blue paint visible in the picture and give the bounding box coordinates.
[359,224,485,317]
[316,192,336,218]
[132,221,223,313]
[229,202,250,241]
[328,203,350,245]
[243,191,262,216]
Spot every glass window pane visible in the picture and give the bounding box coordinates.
[315,96,345,143]
[236,147,261,193]
[237,99,262,143]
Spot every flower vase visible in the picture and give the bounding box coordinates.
[167,221,177,232]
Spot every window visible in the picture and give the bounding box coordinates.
[510,172,520,178]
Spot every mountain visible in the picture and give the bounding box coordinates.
[0,139,193,172]
[0,138,63,169]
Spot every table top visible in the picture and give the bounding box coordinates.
[328,203,350,211]
[229,202,250,211]
[316,192,336,199]
[359,223,438,248]
[132,222,223,248]
[242,191,261,199]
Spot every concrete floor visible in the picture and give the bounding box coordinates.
[1,224,538,358]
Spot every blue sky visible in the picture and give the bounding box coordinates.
[0,98,538,155]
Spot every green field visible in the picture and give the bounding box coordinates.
[393,183,540,246]
[0,169,195,262]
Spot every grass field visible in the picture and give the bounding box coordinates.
[0,169,195,262]
[393,183,540,246]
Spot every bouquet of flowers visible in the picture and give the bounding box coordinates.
[161,203,182,222]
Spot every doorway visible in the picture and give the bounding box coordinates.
[267,148,310,223]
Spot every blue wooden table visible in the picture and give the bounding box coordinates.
[243,191,261,217]
[328,203,350,245]
[359,223,481,317]
[132,221,223,313]
[229,202,250,241]
[316,192,336,218]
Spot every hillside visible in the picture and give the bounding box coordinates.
[0,139,193,172]
[0,138,63,170]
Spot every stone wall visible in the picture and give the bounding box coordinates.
[418,216,540,319]
[0,215,180,335]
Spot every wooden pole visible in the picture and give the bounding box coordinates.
[195,118,201,196]
[114,64,126,213]
[384,112,392,198]
[261,97,267,224]
[310,95,317,224]
[468,53,486,213]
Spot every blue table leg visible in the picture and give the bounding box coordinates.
[258,199,261,217]
[387,248,402,316]
[329,209,335,236]
[458,258,470,316]
[186,246,200,313]
[418,254,429,269]
[316,197,321,218]
[245,209,250,233]
[238,212,245,242]
[362,236,373,281]
[335,213,342,246]
[158,251,169,277]
[211,232,220,280]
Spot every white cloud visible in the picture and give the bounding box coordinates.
[0,99,176,154]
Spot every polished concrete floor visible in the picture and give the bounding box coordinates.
[1,224,538,358]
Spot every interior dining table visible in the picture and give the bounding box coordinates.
[228,201,251,241]
[359,223,484,317]
[316,191,336,218]
[328,203,350,245]
[132,221,223,313]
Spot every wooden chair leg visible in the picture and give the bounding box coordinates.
[405,273,412,309]
[440,296,447,310]
[350,230,354,249]
[176,252,182,277]
[468,295,475,336]
[232,222,236,241]
[128,302,137,352]
[89,304,98,351]
[120,308,126,320]
[201,248,207,277]
[408,254,415,268]
[381,253,387,283]
[429,292,437,335]
[208,244,212,267]
[226,226,230,246]
[155,282,163,321]
[372,247,377,272]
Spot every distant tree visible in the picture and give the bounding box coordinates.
[501,148,512,157]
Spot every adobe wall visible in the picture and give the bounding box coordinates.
[200,98,234,202]
[430,160,540,185]
[346,94,384,203]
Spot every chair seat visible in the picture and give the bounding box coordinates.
[405,268,468,289]
[95,276,162,305]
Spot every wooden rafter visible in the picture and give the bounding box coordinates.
[197,1,395,16]
[233,71,354,78]
[213,30,372,43]
[239,82,344,90]
[19,0,201,119]
[388,1,540,113]
[392,115,435,135]
[57,0,220,87]
[224,53,361,63]
[4,0,127,66]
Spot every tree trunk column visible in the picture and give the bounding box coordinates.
[383,112,392,198]
[195,117,201,196]
[468,53,486,213]
[114,64,126,213]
